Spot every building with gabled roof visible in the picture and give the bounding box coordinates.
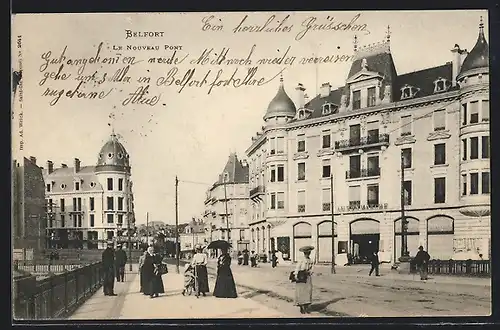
[245,19,489,264]
[43,132,136,249]
[203,153,251,252]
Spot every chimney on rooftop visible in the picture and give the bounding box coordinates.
[61,163,68,168]
[74,158,81,173]
[320,83,331,98]
[451,44,462,86]
[47,160,54,174]
[29,156,37,165]
[295,83,306,109]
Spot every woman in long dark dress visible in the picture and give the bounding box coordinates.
[142,246,165,298]
[191,245,209,296]
[138,248,148,294]
[213,246,237,298]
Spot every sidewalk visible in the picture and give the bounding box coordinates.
[69,266,290,319]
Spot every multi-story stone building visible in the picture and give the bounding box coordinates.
[12,156,47,259]
[43,132,136,249]
[179,218,210,253]
[246,19,490,264]
[203,153,251,252]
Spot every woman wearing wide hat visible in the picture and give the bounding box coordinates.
[292,245,315,314]
[191,244,210,296]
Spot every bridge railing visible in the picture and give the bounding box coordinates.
[13,261,104,320]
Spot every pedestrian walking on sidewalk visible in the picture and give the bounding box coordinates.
[237,251,243,265]
[139,248,148,294]
[271,250,278,268]
[143,246,165,298]
[102,242,117,296]
[115,244,128,282]
[369,251,380,276]
[191,244,210,297]
[414,246,431,280]
[213,246,238,298]
[250,250,257,267]
[292,246,314,314]
[242,250,249,266]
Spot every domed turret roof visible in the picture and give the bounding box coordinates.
[96,132,130,171]
[459,18,489,76]
[263,77,296,120]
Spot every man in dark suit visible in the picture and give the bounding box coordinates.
[115,244,128,282]
[369,251,380,276]
[414,246,431,280]
[102,242,117,296]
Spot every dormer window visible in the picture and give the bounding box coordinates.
[433,78,450,93]
[352,90,361,110]
[400,85,419,100]
[367,87,376,107]
[322,103,334,115]
[74,181,80,191]
[60,183,67,190]
[107,152,114,159]
[298,110,306,119]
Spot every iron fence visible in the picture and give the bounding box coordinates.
[410,259,490,277]
[13,261,104,320]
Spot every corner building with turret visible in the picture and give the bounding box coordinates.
[246,20,490,264]
[43,133,136,249]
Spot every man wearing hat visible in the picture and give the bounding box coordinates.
[413,246,431,280]
[115,244,128,282]
[102,242,117,296]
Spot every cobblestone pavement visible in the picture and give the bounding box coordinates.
[69,266,293,319]
[203,260,491,317]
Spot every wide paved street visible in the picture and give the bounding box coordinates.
[208,260,491,317]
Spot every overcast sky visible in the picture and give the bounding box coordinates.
[12,10,488,225]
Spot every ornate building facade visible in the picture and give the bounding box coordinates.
[246,20,490,264]
[203,153,251,252]
[43,133,136,249]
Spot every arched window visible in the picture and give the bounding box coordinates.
[317,221,338,263]
[293,222,312,262]
[427,215,454,260]
[394,217,420,260]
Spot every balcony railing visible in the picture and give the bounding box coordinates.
[322,203,331,211]
[335,134,390,151]
[346,167,381,179]
[249,186,265,199]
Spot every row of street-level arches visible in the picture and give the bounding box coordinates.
[292,216,455,263]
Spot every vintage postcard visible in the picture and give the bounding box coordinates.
[11,10,491,321]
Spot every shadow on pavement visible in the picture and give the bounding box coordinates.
[309,298,346,312]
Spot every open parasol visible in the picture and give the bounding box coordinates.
[207,240,232,250]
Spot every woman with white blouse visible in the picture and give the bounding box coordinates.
[292,246,315,314]
[191,245,210,296]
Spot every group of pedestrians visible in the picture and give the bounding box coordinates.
[183,244,238,298]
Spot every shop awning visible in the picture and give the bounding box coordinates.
[268,219,289,237]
